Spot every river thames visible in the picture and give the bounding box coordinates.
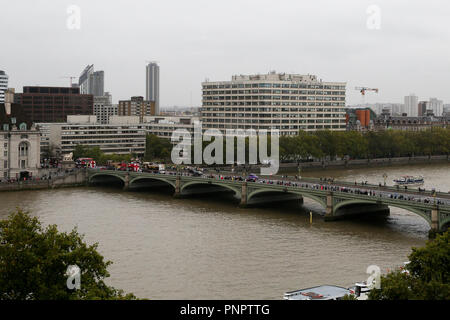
[0,162,448,299]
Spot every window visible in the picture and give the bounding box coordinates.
[19,123,27,130]
[19,142,29,157]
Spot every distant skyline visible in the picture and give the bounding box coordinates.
[1,0,450,107]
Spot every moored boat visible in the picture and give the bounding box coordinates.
[283,285,351,300]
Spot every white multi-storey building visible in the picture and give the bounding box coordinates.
[404,94,418,117]
[201,72,346,135]
[429,98,444,116]
[46,115,146,156]
[78,65,104,96]
[94,93,117,124]
[0,70,8,103]
[110,115,198,139]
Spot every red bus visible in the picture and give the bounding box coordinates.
[76,158,96,168]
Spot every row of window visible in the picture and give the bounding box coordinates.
[61,135,145,140]
[203,96,345,101]
[61,140,145,145]
[203,124,346,130]
[203,102,345,107]
[203,83,345,90]
[203,114,345,118]
[202,107,345,112]
[1,123,28,131]
[203,90,344,95]
[202,119,346,123]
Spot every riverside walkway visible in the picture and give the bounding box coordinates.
[87,169,450,235]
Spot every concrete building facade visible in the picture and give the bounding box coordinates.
[15,86,93,123]
[0,70,8,103]
[145,62,160,115]
[201,72,346,135]
[0,90,40,180]
[79,65,104,96]
[118,96,156,122]
[94,92,117,124]
[404,94,418,117]
[429,98,444,116]
[47,115,146,156]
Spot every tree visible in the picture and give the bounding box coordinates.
[0,209,137,300]
[369,230,450,300]
[145,134,173,162]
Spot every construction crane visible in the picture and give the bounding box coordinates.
[355,87,379,105]
[355,87,379,96]
[60,76,77,87]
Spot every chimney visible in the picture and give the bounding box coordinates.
[4,88,15,115]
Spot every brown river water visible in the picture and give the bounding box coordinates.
[0,162,448,299]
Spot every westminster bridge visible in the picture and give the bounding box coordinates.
[87,169,450,235]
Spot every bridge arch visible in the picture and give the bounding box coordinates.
[334,199,433,225]
[247,188,327,208]
[89,172,126,185]
[129,176,176,189]
[180,181,241,196]
[440,213,450,231]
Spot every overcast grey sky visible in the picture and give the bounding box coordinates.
[1,0,449,107]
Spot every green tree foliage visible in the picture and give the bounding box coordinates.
[144,128,450,164]
[0,209,137,300]
[144,134,172,162]
[279,128,450,161]
[369,231,450,300]
[72,145,132,165]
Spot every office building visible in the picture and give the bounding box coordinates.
[143,116,198,139]
[418,101,428,116]
[0,89,41,180]
[429,98,443,116]
[15,86,93,123]
[79,64,94,94]
[404,94,418,117]
[146,62,160,115]
[0,70,8,103]
[46,115,146,156]
[78,65,104,96]
[110,114,197,143]
[374,115,448,131]
[89,71,104,96]
[201,72,346,134]
[118,96,156,122]
[94,92,117,124]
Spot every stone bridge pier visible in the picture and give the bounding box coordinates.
[240,182,248,207]
[174,175,181,198]
[123,173,130,191]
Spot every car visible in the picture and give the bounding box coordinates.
[247,174,259,182]
[192,170,202,177]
